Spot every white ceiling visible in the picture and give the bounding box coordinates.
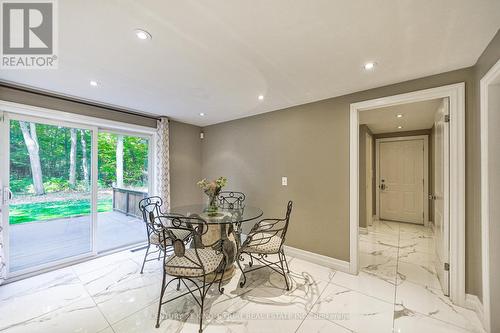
[1,0,499,126]
[359,98,443,134]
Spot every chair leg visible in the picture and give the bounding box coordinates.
[278,251,290,291]
[281,249,290,273]
[236,255,247,288]
[155,269,168,328]
[218,258,227,294]
[199,278,206,333]
[140,244,151,274]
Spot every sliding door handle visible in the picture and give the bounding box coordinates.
[2,187,12,205]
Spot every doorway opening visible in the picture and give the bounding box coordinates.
[357,97,450,290]
[349,83,466,307]
[350,87,479,330]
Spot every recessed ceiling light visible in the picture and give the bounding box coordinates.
[199,113,205,116]
[89,80,99,87]
[397,114,403,118]
[134,29,152,40]
[258,95,264,100]
[398,126,403,129]
[363,62,376,70]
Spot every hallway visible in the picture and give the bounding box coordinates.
[359,220,483,332]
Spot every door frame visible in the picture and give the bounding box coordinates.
[479,59,500,332]
[349,83,465,307]
[375,135,429,226]
[365,133,373,227]
[0,99,157,281]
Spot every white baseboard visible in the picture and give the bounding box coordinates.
[284,245,350,274]
[464,294,485,330]
[359,227,368,235]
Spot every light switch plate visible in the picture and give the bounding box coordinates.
[281,177,287,186]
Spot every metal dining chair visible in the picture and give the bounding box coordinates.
[152,213,227,333]
[217,191,246,247]
[138,197,192,274]
[138,196,166,273]
[237,201,293,290]
[217,191,246,209]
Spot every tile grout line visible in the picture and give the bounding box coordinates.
[0,268,96,331]
[328,280,395,305]
[72,254,168,331]
[293,271,354,333]
[293,270,335,332]
[72,266,117,333]
[391,224,481,332]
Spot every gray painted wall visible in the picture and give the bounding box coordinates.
[202,67,475,269]
[169,121,204,207]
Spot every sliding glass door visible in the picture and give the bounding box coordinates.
[96,131,149,252]
[0,112,153,278]
[4,114,96,273]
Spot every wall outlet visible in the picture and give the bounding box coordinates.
[281,177,288,186]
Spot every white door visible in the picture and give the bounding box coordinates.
[433,98,450,295]
[365,133,373,226]
[379,139,424,224]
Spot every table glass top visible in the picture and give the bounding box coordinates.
[168,204,263,225]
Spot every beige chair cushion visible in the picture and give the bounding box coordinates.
[165,248,223,277]
[150,229,191,246]
[243,233,282,254]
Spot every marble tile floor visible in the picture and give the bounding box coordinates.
[0,222,484,333]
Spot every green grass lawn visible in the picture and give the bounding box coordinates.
[9,198,113,224]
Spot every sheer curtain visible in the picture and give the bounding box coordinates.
[155,117,171,209]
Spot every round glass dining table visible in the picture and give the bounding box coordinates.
[168,204,263,224]
[168,204,263,281]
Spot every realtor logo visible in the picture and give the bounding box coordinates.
[1,0,58,69]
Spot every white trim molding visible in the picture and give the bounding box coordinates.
[284,245,350,274]
[465,294,485,327]
[479,58,500,333]
[350,83,466,306]
[359,227,369,235]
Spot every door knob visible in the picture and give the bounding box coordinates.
[380,184,386,190]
